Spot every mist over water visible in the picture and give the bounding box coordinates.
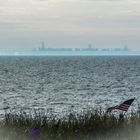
[0,56,139,117]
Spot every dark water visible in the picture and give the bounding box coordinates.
[0,56,139,117]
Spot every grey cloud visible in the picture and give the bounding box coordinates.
[0,9,3,14]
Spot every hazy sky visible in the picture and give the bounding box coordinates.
[0,0,140,51]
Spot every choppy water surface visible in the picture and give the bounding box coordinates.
[0,56,140,117]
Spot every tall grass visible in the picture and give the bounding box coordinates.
[0,109,140,140]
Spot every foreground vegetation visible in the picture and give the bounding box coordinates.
[1,109,140,140]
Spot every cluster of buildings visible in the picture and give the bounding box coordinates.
[34,42,129,52]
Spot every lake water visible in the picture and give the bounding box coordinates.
[0,56,139,118]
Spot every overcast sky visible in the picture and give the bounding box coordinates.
[0,0,140,51]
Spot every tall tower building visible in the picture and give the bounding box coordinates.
[41,41,45,50]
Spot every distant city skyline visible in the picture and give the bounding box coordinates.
[0,0,140,51]
[0,42,134,53]
[34,41,130,52]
